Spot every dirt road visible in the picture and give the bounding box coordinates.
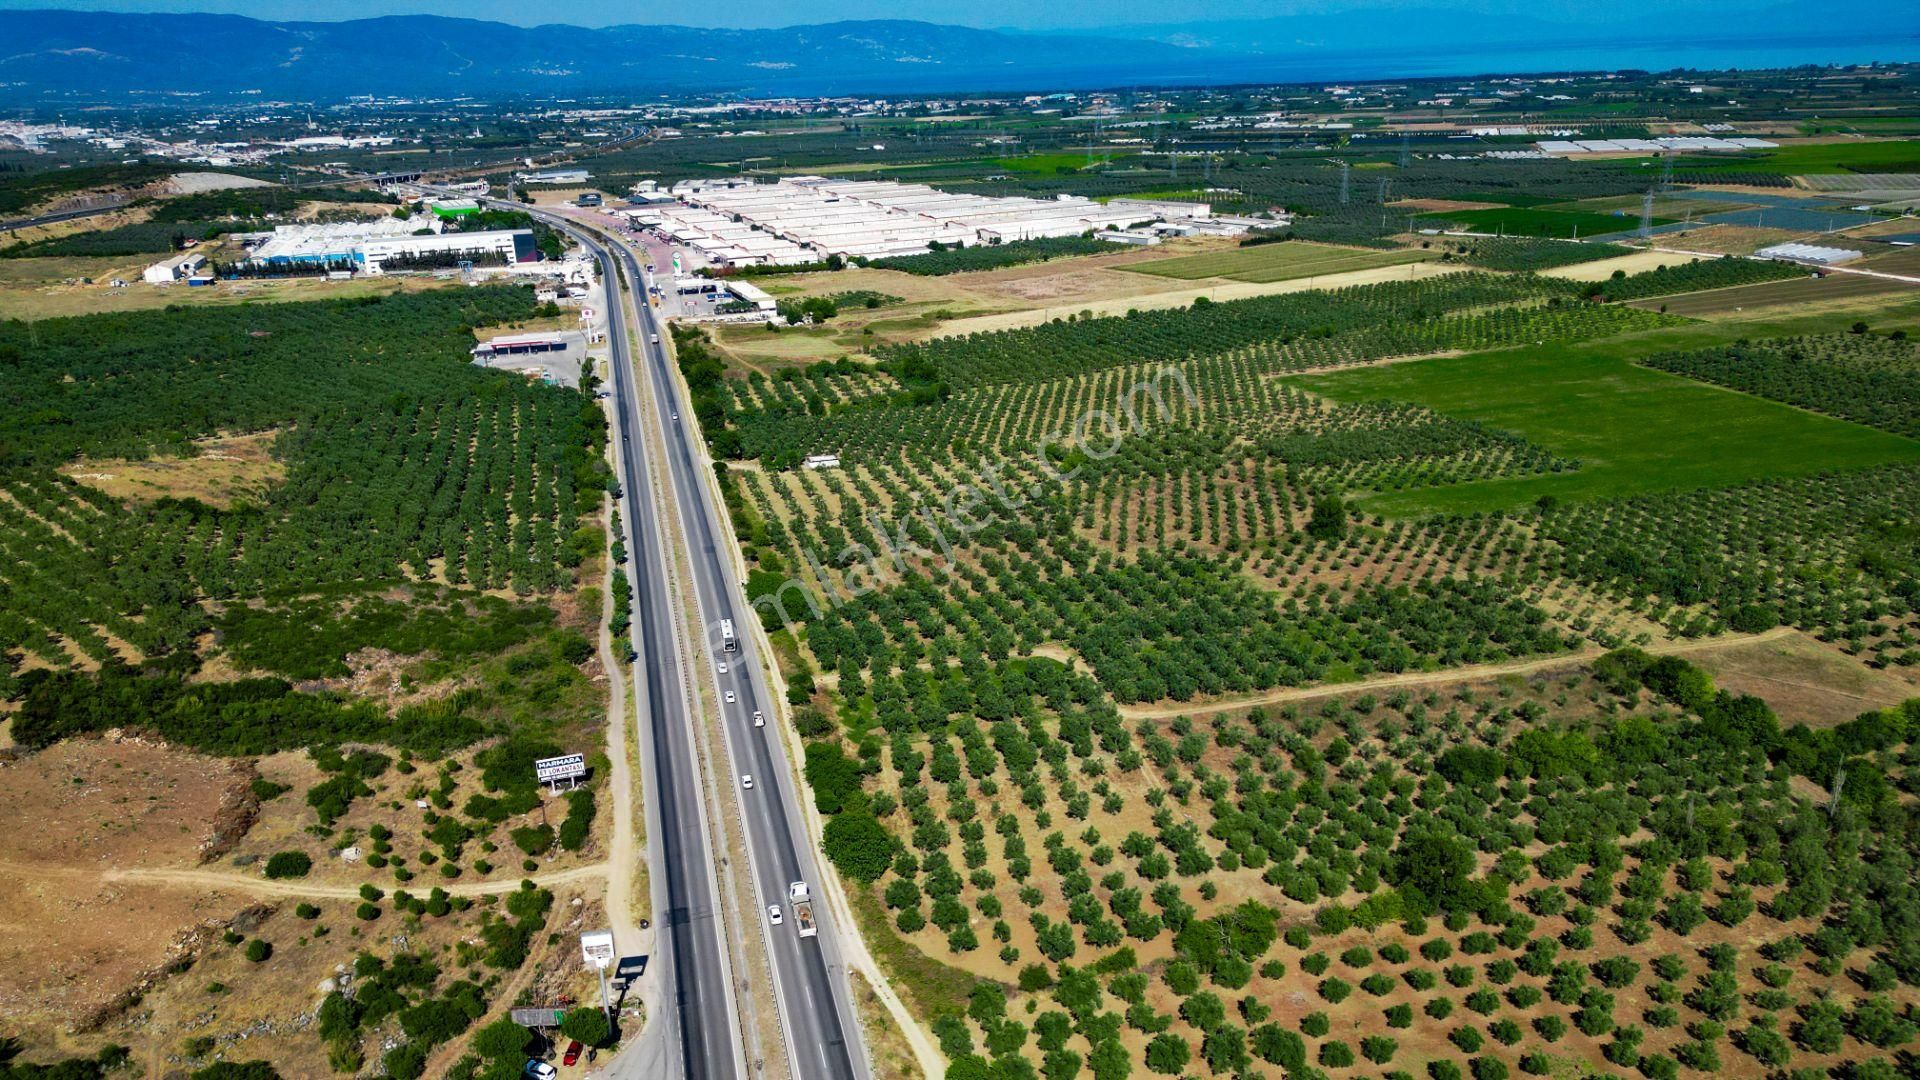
[0,858,613,899]
[1116,626,1798,720]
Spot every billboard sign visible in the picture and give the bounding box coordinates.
[580,930,616,970]
[535,754,587,785]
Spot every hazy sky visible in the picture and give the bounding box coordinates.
[0,0,1746,29]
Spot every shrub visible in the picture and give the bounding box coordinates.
[264,851,312,879]
[561,1006,612,1047]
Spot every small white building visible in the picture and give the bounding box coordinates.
[725,280,778,312]
[803,454,842,470]
[143,251,207,284]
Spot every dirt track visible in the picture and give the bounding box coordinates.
[1115,626,1798,720]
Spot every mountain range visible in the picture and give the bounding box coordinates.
[0,7,1912,101]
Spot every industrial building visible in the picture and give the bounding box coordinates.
[242,218,538,274]
[519,168,591,185]
[1536,136,1777,155]
[652,177,1181,264]
[356,230,538,274]
[143,251,207,284]
[429,199,481,219]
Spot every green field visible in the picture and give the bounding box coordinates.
[1290,326,1920,515]
[1677,138,1920,175]
[993,153,1109,173]
[1415,206,1666,239]
[1450,192,1563,208]
[1123,241,1432,283]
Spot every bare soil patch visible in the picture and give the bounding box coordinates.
[62,429,286,508]
[0,737,248,1033]
[1685,628,1916,725]
[1662,223,1806,255]
[1390,198,1505,213]
[1540,249,1702,282]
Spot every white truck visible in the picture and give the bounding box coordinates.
[788,881,818,938]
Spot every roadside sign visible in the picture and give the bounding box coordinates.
[536,753,587,789]
[581,930,616,970]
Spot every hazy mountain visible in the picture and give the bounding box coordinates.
[0,10,1205,99]
[0,8,1908,101]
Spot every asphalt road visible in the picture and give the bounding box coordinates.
[482,199,866,1080]
[612,238,869,1080]
[582,227,741,1080]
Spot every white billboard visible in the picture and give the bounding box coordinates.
[536,753,587,785]
[580,929,616,970]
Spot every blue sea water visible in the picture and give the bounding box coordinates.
[1121,34,1920,86]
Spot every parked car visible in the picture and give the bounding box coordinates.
[523,1061,557,1080]
[563,1041,584,1067]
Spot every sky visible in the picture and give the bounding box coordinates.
[0,0,1746,30]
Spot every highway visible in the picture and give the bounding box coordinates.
[572,220,741,1080]
[613,239,869,1080]
[521,204,867,1080]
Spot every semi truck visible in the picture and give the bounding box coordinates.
[788,881,818,938]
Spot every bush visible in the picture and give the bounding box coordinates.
[511,824,555,855]
[382,1043,427,1080]
[263,851,312,879]
[561,1006,612,1047]
[471,1017,536,1059]
[244,939,272,963]
[823,812,894,882]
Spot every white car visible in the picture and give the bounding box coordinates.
[752,710,764,728]
[523,1062,557,1080]
[717,661,729,674]
[768,905,784,925]
[741,774,754,789]
[724,690,736,703]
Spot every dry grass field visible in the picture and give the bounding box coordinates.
[1638,271,1920,316]
[60,430,287,509]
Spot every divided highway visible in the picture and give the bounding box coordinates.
[583,224,741,1080]
[613,241,869,1080]
[516,202,867,1080]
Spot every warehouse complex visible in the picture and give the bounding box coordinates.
[630,177,1197,266]
[240,217,538,274]
[1537,135,1777,155]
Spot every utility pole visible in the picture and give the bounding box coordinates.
[1640,189,1655,240]
[1399,132,1411,168]
[1338,160,1351,205]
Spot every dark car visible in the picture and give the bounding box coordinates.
[563,1041,584,1067]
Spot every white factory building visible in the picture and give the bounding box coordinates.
[648,177,1198,265]
[143,251,207,284]
[242,217,539,274]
